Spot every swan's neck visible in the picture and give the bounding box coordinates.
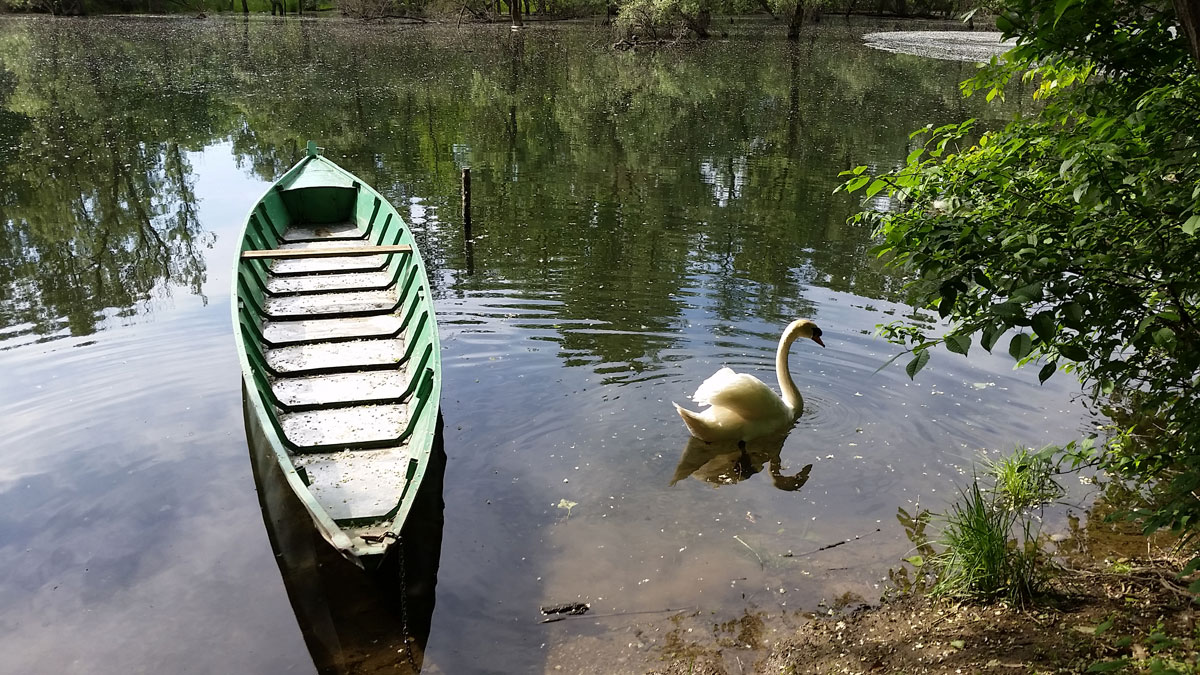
[776,333,802,417]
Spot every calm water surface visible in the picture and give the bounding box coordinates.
[0,16,1094,673]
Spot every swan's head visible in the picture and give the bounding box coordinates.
[785,319,825,347]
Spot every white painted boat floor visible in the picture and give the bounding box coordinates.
[281,222,362,242]
[273,368,410,407]
[272,254,386,275]
[278,238,369,251]
[263,314,404,344]
[266,339,407,373]
[266,270,394,295]
[265,289,398,316]
[257,221,418,523]
[296,447,414,521]
[280,404,408,446]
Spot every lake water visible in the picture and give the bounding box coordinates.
[0,15,1096,674]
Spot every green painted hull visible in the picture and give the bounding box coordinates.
[232,146,442,567]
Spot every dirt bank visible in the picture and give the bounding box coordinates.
[632,562,1196,675]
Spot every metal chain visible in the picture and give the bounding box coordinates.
[396,535,419,672]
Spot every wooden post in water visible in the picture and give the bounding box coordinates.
[462,168,472,235]
[462,168,474,276]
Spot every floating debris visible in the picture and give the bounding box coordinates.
[539,602,591,622]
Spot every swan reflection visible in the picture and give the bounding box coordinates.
[670,434,813,491]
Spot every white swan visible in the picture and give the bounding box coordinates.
[673,319,824,443]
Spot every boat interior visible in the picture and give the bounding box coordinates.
[234,173,437,532]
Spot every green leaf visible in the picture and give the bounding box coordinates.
[845,175,870,192]
[1012,282,1043,302]
[1065,343,1094,360]
[981,325,1003,352]
[1153,326,1177,351]
[1182,214,1200,235]
[906,148,924,165]
[1060,302,1084,329]
[1059,154,1078,176]
[1038,361,1057,383]
[1053,0,1077,25]
[1060,344,1089,361]
[1031,311,1057,343]
[994,301,1023,319]
[972,269,993,290]
[906,350,930,380]
[1009,333,1033,360]
[938,283,958,318]
[864,179,888,198]
[945,334,971,356]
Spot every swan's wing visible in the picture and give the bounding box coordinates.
[691,367,739,405]
[691,368,787,420]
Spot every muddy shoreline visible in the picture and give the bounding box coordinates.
[540,511,1195,674]
[534,559,1196,674]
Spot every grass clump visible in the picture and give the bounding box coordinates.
[982,445,1064,511]
[929,479,1044,604]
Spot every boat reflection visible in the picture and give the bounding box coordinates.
[245,392,445,674]
[670,434,813,491]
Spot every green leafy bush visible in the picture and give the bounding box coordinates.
[843,0,1200,578]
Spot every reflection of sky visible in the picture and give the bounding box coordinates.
[0,145,311,674]
[698,156,747,207]
[0,309,312,675]
[191,141,275,302]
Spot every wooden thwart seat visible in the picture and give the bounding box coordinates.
[241,244,413,259]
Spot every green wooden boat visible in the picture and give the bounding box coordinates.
[233,142,441,568]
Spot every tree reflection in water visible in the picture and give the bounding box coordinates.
[0,23,214,348]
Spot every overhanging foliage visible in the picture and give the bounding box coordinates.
[844,0,1200,575]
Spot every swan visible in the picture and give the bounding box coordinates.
[673,319,824,443]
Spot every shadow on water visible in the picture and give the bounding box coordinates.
[245,386,445,674]
[671,434,815,492]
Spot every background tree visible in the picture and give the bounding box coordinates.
[614,0,716,38]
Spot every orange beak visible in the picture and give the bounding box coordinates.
[812,336,825,347]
